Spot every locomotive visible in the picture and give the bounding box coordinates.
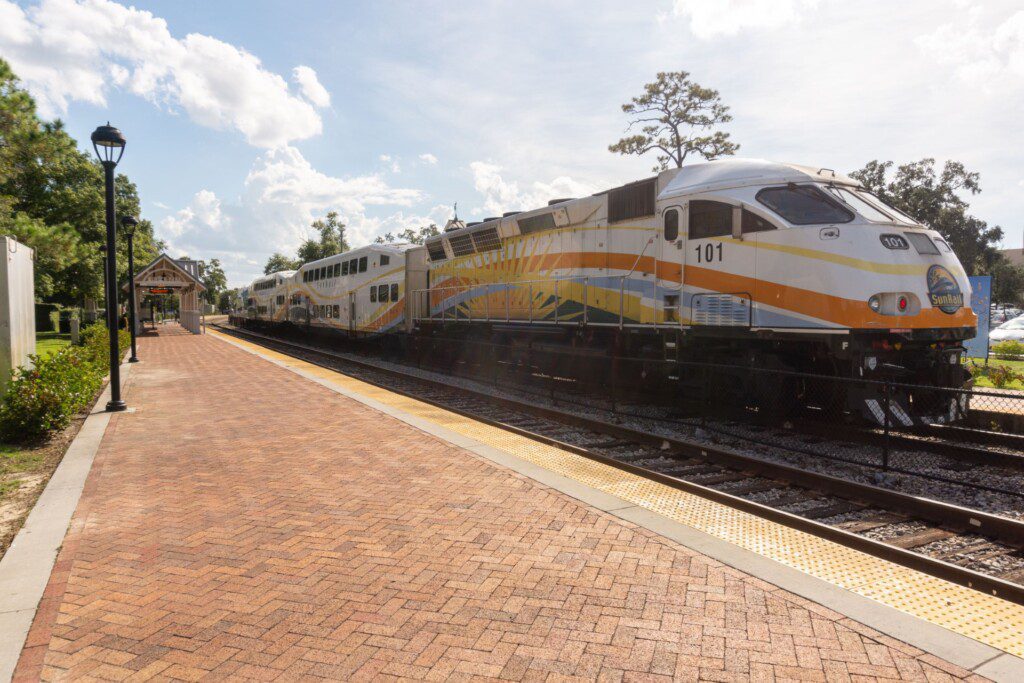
[236,158,977,425]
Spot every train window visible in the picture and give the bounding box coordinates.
[741,209,776,233]
[935,238,952,253]
[333,305,340,318]
[380,255,390,266]
[825,186,892,223]
[689,201,733,239]
[359,256,367,272]
[517,212,556,234]
[756,185,854,225]
[905,231,940,255]
[370,286,377,302]
[378,284,388,302]
[426,239,447,261]
[663,209,679,241]
[342,261,349,276]
[390,283,399,301]
[302,271,307,282]
[334,263,341,277]
[320,266,326,280]
[471,227,502,252]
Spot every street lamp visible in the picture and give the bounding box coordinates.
[91,123,127,412]
[121,216,140,363]
[98,245,107,313]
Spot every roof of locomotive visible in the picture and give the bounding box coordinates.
[659,158,860,198]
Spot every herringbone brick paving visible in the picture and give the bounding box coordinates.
[13,326,985,681]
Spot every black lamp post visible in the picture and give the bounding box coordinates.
[121,216,140,363]
[98,244,107,314]
[91,123,127,412]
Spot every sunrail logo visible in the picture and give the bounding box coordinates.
[927,265,962,314]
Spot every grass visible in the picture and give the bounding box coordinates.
[0,442,44,502]
[968,357,1024,391]
[35,331,70,358]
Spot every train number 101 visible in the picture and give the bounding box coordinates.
[694,243,723,263]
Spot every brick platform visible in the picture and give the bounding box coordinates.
[13,328,982,681]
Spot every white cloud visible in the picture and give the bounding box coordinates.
[419,153,438,165]
[0,0,329,147]
[161,190,225,238]
[292,65,331,107]
[917,9,1024,91]
[378,154,400,173]
[158,146,424,283]
[672,0,826,39]
[469,162,598,216]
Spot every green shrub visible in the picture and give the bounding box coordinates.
[0,346,103,443]
[992,340,1024,358]
[80,323,131,370]
[985,364,1022,389]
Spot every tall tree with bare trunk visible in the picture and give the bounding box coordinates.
[609,71,738,172]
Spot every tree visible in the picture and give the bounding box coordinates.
[217,288,238,313]
[851,158,1024,303]
[199,258,227,304]
[609,71,739,172]
[297,211,349,264]
[264,252,300,274]
[375,224,440,245]
[0,57,163,304]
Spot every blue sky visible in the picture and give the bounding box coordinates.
[2,0,1022,286]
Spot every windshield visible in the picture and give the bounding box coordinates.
[823,186,920,225]
[755,185,854,225]
[825,186,892,222]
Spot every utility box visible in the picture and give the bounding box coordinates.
[0,237,36,393]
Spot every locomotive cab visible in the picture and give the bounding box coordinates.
[656,159,976,425]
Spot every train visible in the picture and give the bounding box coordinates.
[234,158,977,426]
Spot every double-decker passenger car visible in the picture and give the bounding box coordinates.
[287,244,425,335]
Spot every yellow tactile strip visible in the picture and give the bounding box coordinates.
[212,329,1024,658]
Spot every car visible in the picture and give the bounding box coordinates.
[989,315,1024,342]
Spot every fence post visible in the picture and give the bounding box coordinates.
[583,276,589,324]
[555,280,560,325]
[882,380,891,470]
[701,365,709,431]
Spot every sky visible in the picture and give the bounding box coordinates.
[1,0,1022,287]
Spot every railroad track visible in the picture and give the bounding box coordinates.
[213,323,1024,604]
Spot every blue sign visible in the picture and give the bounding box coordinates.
[965,275,991,359]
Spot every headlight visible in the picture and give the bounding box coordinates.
[869,295,881,312]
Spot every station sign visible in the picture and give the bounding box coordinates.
[149,287,172,294]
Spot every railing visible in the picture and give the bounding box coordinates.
[411,276,674,327]
[180,309,202,334]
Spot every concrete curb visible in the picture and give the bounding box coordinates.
[0,361,131,682]
[212,331,1024,682]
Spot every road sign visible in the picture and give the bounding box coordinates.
[965,275,991,359]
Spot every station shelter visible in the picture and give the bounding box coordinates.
[128,253,207,334]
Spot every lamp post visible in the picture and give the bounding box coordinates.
[91,123,127,412]
[98,245,107,313]
[121,216,140,363]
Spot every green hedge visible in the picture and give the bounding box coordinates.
[0,324,131,443]
[0,347,102,442]
[81,323,131,368]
